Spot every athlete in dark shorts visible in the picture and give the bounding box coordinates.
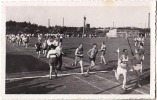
[86,43,98,75]
[72,43,84,74]
[42,40,48,57]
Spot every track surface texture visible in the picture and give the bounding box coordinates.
[6,37,150,94]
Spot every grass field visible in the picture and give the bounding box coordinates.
[6,36,150,94]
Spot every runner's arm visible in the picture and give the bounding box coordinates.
[75,49,79,56]
[87,49,92,57]
[47,51,50,58]
[118,56,123,66]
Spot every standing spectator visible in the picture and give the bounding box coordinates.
[56,42,64,71]
[42,40,48,57]
[35,39,42,58]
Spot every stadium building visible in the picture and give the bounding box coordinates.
[106,28,140,38]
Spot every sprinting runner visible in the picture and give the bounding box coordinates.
[131,49,143,88]
[86,43,98,75]
[11,35,16,46]
[47,45,57,79]
[72,43,84,74]
[137,42,145,73]
[114,49,129,90]
[99,41,107,65]
[42,40,48,57]
[35,39,42,58]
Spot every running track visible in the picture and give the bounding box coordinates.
[6,41,150,94]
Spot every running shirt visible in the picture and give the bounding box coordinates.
[138,47,145,55]
[120,55,129,64]
[56,46,63,57]
[75,48,83,57]
[23,36,29,43]
[12,37,16,42]
[100,45,106,55]
[88,48,98,58]
[134,53,143,64]
[101,45,106,51]
[118,55,129,68]
[47,49,57,58]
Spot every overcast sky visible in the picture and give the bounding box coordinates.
[6,6,150,28]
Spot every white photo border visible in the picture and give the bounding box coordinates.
[0,0,156,100]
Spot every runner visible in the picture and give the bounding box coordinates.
[134,35,139,47]
[86,43,98,75]
[52,37,59,49]
[141,36,145,45]
[137,42,145,73]
[99,41,107,65]
[16,34,22,46]
[131,49,143,87]
[46,37,53,53]
[42,40,48,57]
[47,45,58,79]
[35,39,42,58]
[60,35,63,43]
[11,35,16,46]
[72,43,84,74]
[56,42,64,71]
[23,35,29,49]
[114,49,129,90]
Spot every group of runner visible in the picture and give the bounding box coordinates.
[6,34,30,49]
[7,33,146,91]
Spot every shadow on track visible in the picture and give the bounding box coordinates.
[6,53,49,73]
[6,75,70,94]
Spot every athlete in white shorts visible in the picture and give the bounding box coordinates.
[47,45,57,79]
[114,49,129,90]
[131,49,143,87]
[99,41,107,65]
[137,42,145,73]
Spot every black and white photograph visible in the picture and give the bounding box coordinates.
[1,0,156,100]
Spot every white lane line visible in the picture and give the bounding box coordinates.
[73,75,112,94]
[94,75,147,94]
[7,71,48,75]
[6,75,49,81]
[6,71,109,81]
